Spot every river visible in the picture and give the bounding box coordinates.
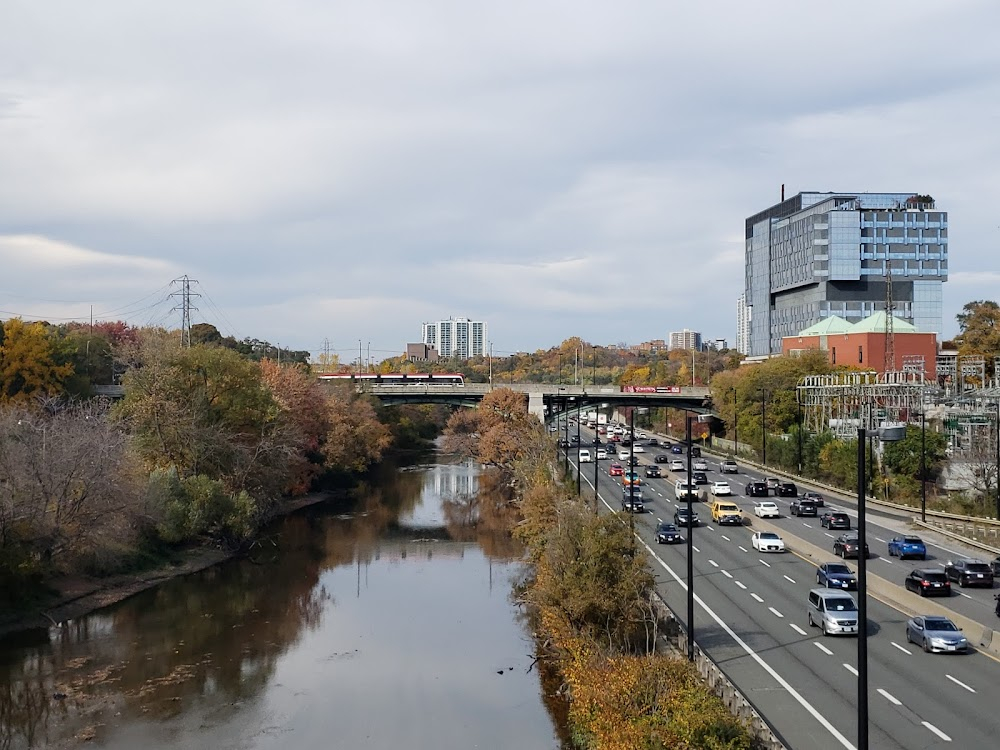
[0,456,568,749]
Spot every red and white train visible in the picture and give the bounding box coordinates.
[318,372,466,386]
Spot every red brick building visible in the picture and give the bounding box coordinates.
[781,312,937,378]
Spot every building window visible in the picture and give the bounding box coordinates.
[859,346,863,364]
[832,347,837,364]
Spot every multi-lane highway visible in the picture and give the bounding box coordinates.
[558,418,1000,750]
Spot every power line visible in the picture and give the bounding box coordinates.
[169,275,199,347]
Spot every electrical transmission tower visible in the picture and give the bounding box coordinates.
[884,269,895,372]
[170,275,200,347]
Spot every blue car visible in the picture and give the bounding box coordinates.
[816,562,857,590]
[887,535,926,560]
[670,445,683,454]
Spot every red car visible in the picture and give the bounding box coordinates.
[609,463,624,476]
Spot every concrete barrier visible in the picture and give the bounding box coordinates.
[746,514,1000,657]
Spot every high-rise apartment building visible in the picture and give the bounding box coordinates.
[736,294,751,355]
[745,191,947,356]
[420,317,488,359]
[669,329,702,351]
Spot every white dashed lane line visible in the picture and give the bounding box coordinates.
[946,674,976,693]
[877,689,902,706]
[750,593,764,603]
[721,534,731,541]
[815,643,833,655]
[802,523,812,528]
[722,570,733,579]
[891,642,912,655]
[739,546,748,552]
[783,575,796,584]
[735,581,747,590]
[709,560,719,568]
[768,607,784,618]
[692,545,700,553]
[759,559,771,567]
[844,664,858,676]
[874,537,887,543]
[789,623,807,636]
[922,722,952,742]
[881,558,893,564]
[824,532,834,539]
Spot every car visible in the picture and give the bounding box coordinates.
[621,493,644,513]
[992,556,1000,577]
[802,491,825,507]
[617,450,631,461]
[720,460,738,473]
[776,482,797,497]
[675,480,697,500]
[674,507,699,527]
[789,499,818,517]
[710,481,732,496]
[904,569,951,597]
[669,459,685,472]
[626,456,640,466]
[710,500,743,525]
[595,449,608,460]
[609,463,624,476]
[644,465,662,478]
[656,522,683,544]
[752,531,786,553]
[692,458,708,471]
[548,424,557,433]
[821,511,851,530]
[623,471,642,486]
[632,445,645,454]
[816,562,857,590]
[807,588,859,636]
[570,435,579,444]
[833,533,869,559]
[943,559,995,588]
[905,616,968,653]
[753,501,779,518]
[559,438,570,448]
[654,453,670,463]
[745,482,768,497]
[887,536,927,560]
[690,446,702,458]
[578,449,592,463]
[670,445,683,454]
[620,438,632,447]
[765,477,781,492]
[647,438,659,446]
[692,471,709,485]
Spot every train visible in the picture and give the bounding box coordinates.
[317,372,466,386]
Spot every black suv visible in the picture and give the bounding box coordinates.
[745,482,768,497]
[833,533,868,559]
[692,471,708,485]
[943,559,995,588]
[654,454,670,463]
[776,482,797,497]
[821,511,851,530]
[904,569,951,597]
[644,465,662,478]
[789,499,818,517]
[674,507,699,527]
[690,446,702,458]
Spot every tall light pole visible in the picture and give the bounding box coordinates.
[920,410,927,522]
[797,390,804,475]
[593,425,600,513]
[857,428,870,750]
[628,408,636,548]
[563,397,569,476]
[732,387,738,458]
[995,401,1000,519]
[759,389,767,467]
[576,414,582,495]
[685,411,695,661]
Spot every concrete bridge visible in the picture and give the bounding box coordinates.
[323,381,713,419]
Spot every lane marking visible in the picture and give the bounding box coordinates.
[802,523,813,528]
[603,496,857,750]
[769,607,784,618]
[739,545,748,552]
[815,642,833,655]
[692,545,700,553]
[790,623,807,636]
[722,570,733,578]
[709,559,719,568]
[706,526,715,532]
[750,593,764,603]
[759,559,771,567]
[880,559,893,565]
[824,532,835,539]
[922,722,951,742]
[959,592,973,600]
[735,581,747,590]
[783,575,796,584]
[877,689,901,706]
[874,537,887,543]
[843,663,858,676]
[946,674,975,693]
[721,534,731,541]
[891,642,912,655]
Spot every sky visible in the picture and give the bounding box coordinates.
[2,1,999,364]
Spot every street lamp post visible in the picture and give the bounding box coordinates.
[732,388,738,458]
[995,401,1000,519]
[593,428,600,513]
[760,390,767,467]
[685,412,695,661]
[920,410,927,523]
[856,428,870,750]
[797,391,804,475]
[628,408,636,547]
[563,398,569,476]
[576,415,582,495]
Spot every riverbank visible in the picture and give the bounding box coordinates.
[0,490,344,641]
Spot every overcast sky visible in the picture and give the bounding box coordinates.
[2,1,999,362]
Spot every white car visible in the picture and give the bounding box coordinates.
[751,531,786,553]
[595,449,608,460]
[710,481,732,496]
[578,449,592,463]
[753,501,780,518]
[632,445,645,454]
[618,450,631,461]
[693,459,709,471]
[669,459,685,472]
[636,431,647,439]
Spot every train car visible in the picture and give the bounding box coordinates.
[318,373,465,386]
[620,385,681,394]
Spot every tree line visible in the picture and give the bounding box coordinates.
[0,321,446,612]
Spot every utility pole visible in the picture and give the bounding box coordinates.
[358,340,363,375]
[575,348,579,385]
[322,338,332,372]
[489,342,493,389]
[169,275,200,347]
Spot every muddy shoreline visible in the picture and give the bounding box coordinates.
[0,490,345,641]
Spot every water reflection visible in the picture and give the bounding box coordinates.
[0,458,562,749]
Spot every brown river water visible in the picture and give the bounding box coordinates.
[0,457,568,749]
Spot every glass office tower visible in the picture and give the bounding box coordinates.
[744,192,947,357]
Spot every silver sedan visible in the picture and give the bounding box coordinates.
[904,615,969,653]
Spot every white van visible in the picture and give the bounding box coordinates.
[675,479,696,500]
[807,588,859,636]
[578,449,592,463]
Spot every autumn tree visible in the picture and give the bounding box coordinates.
[0,318,74,402]
[955,300,1000,378]
[321,383,392,473]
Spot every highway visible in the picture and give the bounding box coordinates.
[557,418,1000,750]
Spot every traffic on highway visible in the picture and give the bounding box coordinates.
[555,413,1000,750]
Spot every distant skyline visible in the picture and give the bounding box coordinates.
[3,2,1000,361]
